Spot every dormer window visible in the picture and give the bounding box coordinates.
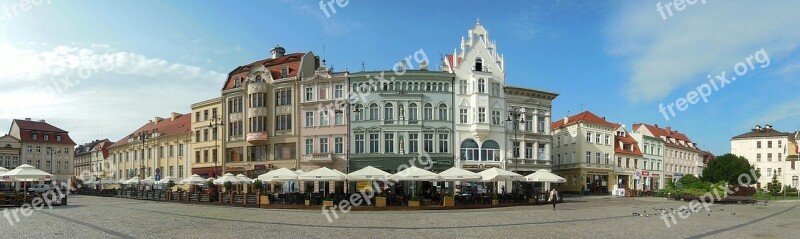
[281,67,289,78]
[235,77,242,88]
[255,75,264,83]
[32,133,37,140]
[475,58,483,71]
[56,135,61,141]
[44,135,49,140]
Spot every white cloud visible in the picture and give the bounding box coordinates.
[608,1,800,102]
[745,98,800,129]
[0,43,226,144]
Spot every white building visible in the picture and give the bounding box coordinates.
[444,20,509,172]
[731,125,799,189]
[633,124,702,182]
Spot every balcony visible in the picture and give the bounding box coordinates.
[302,153,334,162]
[246,132,269,143]
[470,123,491,137]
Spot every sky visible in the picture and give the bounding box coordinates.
[1,0,799,155]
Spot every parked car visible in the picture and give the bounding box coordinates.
[27,184,55,193]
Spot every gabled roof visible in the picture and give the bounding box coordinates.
[444,54,462,72]
[633,123,699,151]
[732,128,793,139]
[221,53,305,91]
[109,114,191,148]
[551,111,618,129]
[615,133,643,156]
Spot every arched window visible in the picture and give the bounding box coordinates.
[475,58,483,71]
[426,82,431,91]
[384,103,394,123]
[438,103,448,121]
[354,104,364,121]
[481,140,500,162]
[409,103,418,122]
[255,75,264,82]
[369,103,379,120]
[478,78,485,93]
[460,139,479,161]
[423,103,433,120]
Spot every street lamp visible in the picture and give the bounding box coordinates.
[46,147,54,183]
[209,113,224,178]
[506,107,525,194]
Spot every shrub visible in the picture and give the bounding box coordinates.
[728,185,756,196]
[223,181,233,192]
[252,180,263,191]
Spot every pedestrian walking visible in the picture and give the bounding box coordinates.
[549,188,560,210]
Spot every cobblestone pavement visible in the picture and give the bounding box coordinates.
[2,195,798,238]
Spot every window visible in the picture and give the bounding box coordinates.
[605,135,611,145]
[281,67,289,78]
[438,104,448,121]
[409,133,419,153]
[778,168,782,176]
[27,146,32,152]
[35,146,41,153]
[478,79,485,93]
[767,153,772,161]
[178,165,184,178]
[355,104,364,121]
[525,116,533,131]
[525,143,533,159]
[355,134,365,154]
[779,153,783,161]
[305,87,314,101]
[596,152,601,164]
[275,89,292,106]
[409,103,418,123]
[586,151,591,164]
[384,133,394,153]
[250,93,266,107]
[204,110,209,121]
[459,109,468,124]
[384,103,394,123]
[56,135,61,141]
[43,135,48,140]
[478,107,486,123]
[228,97,243,113]
[250,117,267,132]
[604,153,610,165]
[305,112,314,127]
[334,137,343,154]
[203,129,209,141]
[491,110,501,125]
[459,80,467,94]
[767,168,772,176]
[305,139,313,154]
[491,82,500,97]
[757,141,762,148]
[334,84,343,98]
[320,111,329,126]
[369,103,379,120]
[32,134,37,140]
[439,133,449,153]
[195,151,200,163]
[169,145,175,157]
[537,117,545,133]
[275,115,292,130]
[320,138,329,153]
[178,144,184,156]
[596,133,601,144]
[318,85,327,100]
[335,111,344,125]
[423,133,434,153]
[586,132,592,142]
[424,103,433,120]
[475,58,483,71]
[203,150,209,163]
[778,140,783,148]
[369,133,380,153]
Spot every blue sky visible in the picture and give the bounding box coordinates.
[1,0,799,154]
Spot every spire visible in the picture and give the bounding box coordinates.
[476,18,480,25]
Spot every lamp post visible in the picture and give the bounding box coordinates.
[209,113,224,178]
[46,147,54,184]
[506,107,525,194]
[137,130,149,191]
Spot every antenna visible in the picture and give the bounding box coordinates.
[361,60,366,72]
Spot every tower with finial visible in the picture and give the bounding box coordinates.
[270,44,285,59]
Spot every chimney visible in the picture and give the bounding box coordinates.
[654,124,658,128]
[25,118,31,121]
[38,119,45,123]
[171,112,181,120]
[666,127,671,133]
[563,116,568,124]
[154,117,163,123]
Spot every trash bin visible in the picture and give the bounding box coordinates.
[61,194,67,205]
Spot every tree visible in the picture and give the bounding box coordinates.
[701,154,760,184]
[767,174,782,196]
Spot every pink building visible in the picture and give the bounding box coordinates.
[297,63,349,173]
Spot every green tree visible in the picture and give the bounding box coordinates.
[767,174,782,196]
[701,154,760,184]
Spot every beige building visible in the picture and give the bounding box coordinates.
[0,134,21,169]
[109,113,192,181]
[504,86,557,175]
[551,111,618,194]
[219,46,318,177]
[73,139,112,180]
[190,97,224,178]
[8,118,76,182]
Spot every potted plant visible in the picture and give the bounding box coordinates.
[323,194,334,207]
[491,193,499,206]
[304,193,311,206]
[166,181,176,191]
[375,190,387,207]
[253,180,269,206]
[443,189,455,207]
[408,194,420,207]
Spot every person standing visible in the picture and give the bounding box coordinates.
[549,188,560,210]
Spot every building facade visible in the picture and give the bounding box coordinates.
[551,111,617,194]
[73,139,112,179]
[219,46,318,177]
[298,64,349,172]
[109,113,192,181]
[0,134,21,170]
[504,86,557,175]
[348,70,455,173]
[190,97,224,178]
[633,124,702,182]
[630,131,665,190]
[613,126,643,191]
[731,125,799,188]
[444,21,509,172]
[8,118,76,182]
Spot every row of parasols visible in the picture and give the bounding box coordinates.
[0,164,55,182]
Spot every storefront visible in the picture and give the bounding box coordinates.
[191,166,222,178]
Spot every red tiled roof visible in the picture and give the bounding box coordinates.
[615,133,642,156]
[222,53,305,91]
[445,54,463,72]
[551,111,618,129]
[12,119,76,145]
[633,123,698,151]
[109,113,192,148]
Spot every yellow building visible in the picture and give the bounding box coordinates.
[190,97,224,178]
[109,113,192,182]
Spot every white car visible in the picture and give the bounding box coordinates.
[27,184,55,193]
